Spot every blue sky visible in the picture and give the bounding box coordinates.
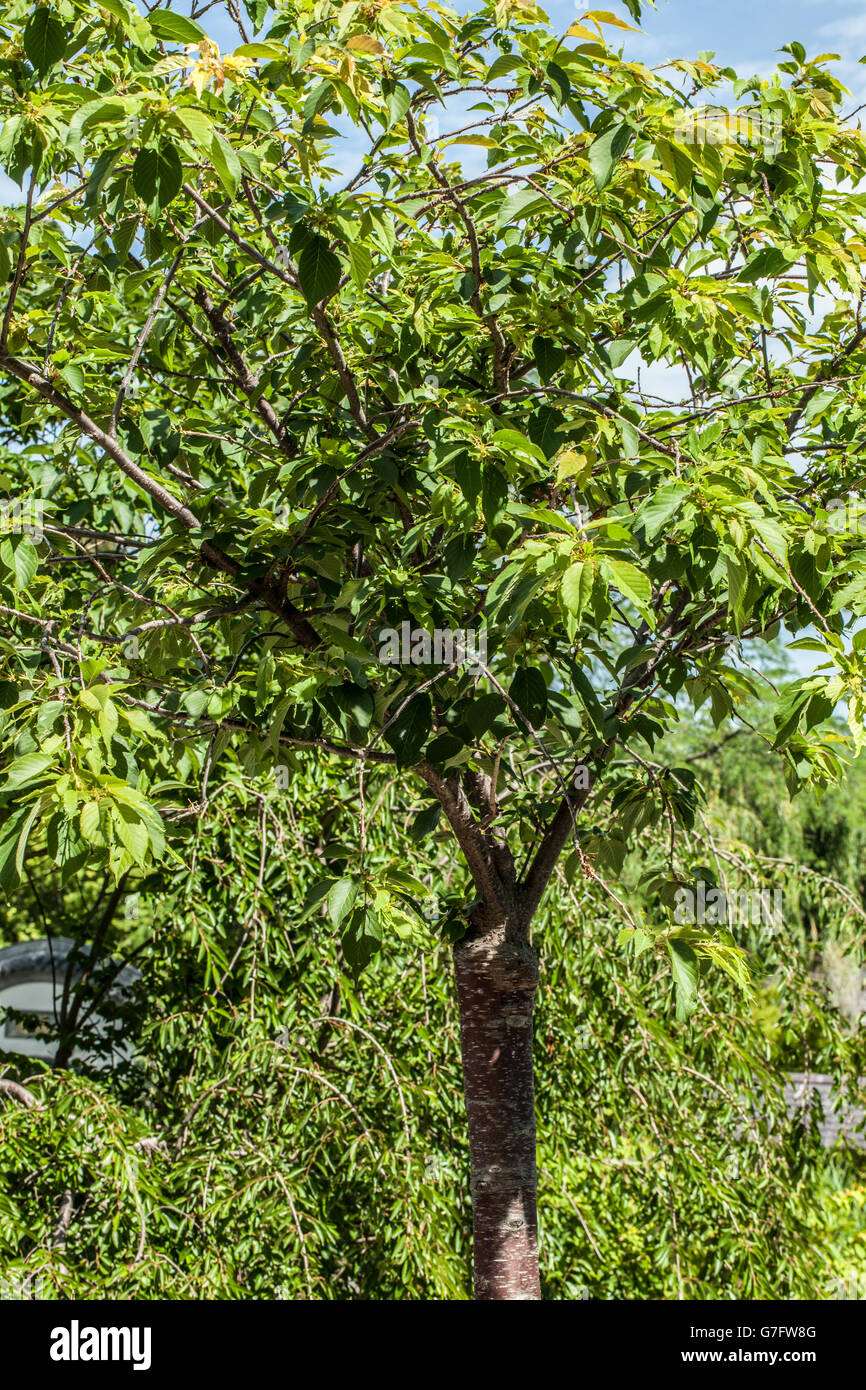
[575,0,866,92]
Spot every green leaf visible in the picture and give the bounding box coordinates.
[409,804,441,842]
[98,698,119,746]
[59,363,84,394]
[233,42,287,60]
[303,80,333,126]
[96,0,134,29]
[174,107,215,150]
[383,692,432,767]
[145,812,166,860]
[67,99,129,159]
[803,388,836,426]
[619,418,640,459]
[295,877,333,924]
[0,535,38,590]
[546,60,570,106]
[347,240,372,288]
[383,79,411,128]
[527,405,565,459]
[454,453,481,507]
[85,147,124,208]
[209,132,242,199]
[461,692,506,739]
[413,301,435,344]
[79,801,102,843]
[533,335,566,385]
[36,700,64,737]
[772,682,812,747]
[602,558,651,607]
[341,905,382,978]
[0,808,29,889]
[23,8,67,75]
[331,681,373,731]
[328,875,359,927]
[654,138,696,192]
[484,54,525,81]
[384,868,429,897]
[491,428,544,463]
[737,246,795,284]
[425,731,464,767]
[726,555,747,623]
[668,939,699,1021]
[111,804,149,866]
[561,561,593,619]
[606,337,636,368]
[4,750,54,788]
[495,187,546,230]
[242,0,269,35]
[132,144,182,211]
[14,799,43,881]
[635,484,686,540]
[588,123,631,190]
[147,9,205,43]
[298,235,341,305]
[481,464,508,525]
[509,666,547,729]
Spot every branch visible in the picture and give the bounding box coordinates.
[193,286,298,457]
[406,111,511,392]
[183,191,373,437]
[182,183,296,286]
[0,353,201,524]
[308,301,376,435]
[0,1078,40,1107]
[110,246,185,434]
[418,762,508,912]
[518,775,595,928]
[519,595,703,923]
[0,353,322,650]
[52,1190,75,1250]
[785,325,866,437]
[114,693,399,769]
[0,171,35,354]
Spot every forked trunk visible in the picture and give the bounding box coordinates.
[453,919,540,1300]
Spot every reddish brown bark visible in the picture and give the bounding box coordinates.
[454,921,540,1300]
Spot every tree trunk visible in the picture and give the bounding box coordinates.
[454,918,540,1300]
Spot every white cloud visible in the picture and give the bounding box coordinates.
[818,14,866,41]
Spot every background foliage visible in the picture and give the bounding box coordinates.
[2,702,865,1300]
